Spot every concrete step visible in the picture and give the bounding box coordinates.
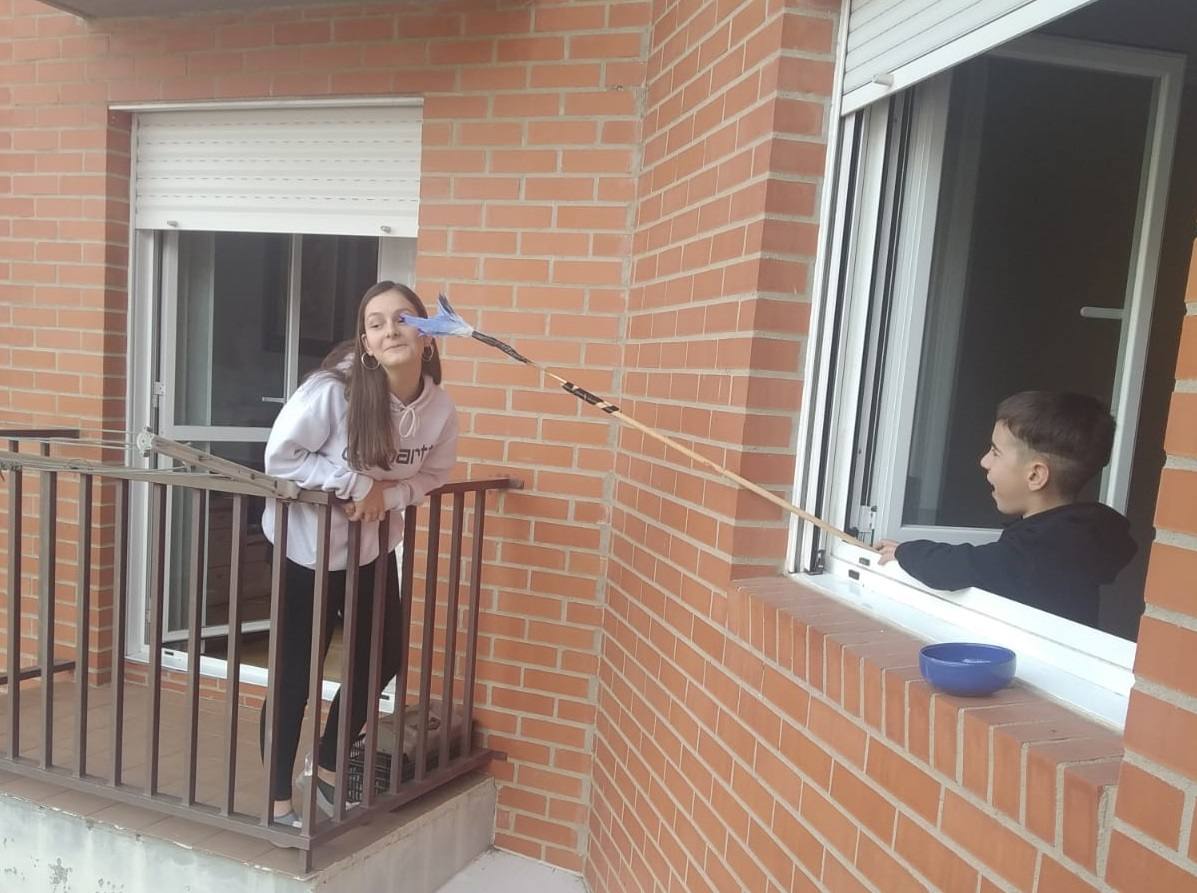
[0,771,495,893]
[437,849,589,893]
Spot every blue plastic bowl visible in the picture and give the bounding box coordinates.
[919,643,1016,697]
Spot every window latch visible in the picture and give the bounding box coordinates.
[851,504,877,544]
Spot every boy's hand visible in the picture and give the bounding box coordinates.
[878,540,900,566]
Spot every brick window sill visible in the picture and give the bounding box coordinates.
[730,575,1122,886]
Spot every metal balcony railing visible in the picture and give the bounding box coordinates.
[0,429,518,869]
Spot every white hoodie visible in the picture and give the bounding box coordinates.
[261,371,458,570]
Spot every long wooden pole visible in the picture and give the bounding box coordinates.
[467,330,874,552]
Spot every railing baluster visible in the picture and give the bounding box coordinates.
[334,519,362,822]
[415,494,442,783]
[301,500,332,833]
[439,493,465,773]
[39,469,58,770]
[74,473,92,777]
[144,483,166,795]
[362,516,389,808]
[461,490,488,760]
[6,442,23,761]
[222,494,246,816]
[184,490,206,805]
[110,479,128,787]
[0,439,516,852]
[260,501,288,826]
[390,506,417,795]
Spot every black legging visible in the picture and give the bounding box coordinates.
[260,556,404,801]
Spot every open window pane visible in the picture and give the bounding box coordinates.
[173,232,290,428]
[811,32,1184,650]
[902,57,1152,530]
[297,234,379,379]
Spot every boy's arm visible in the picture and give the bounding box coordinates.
[890,538,1028,595]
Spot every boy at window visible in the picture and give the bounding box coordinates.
[878,391,1136,628]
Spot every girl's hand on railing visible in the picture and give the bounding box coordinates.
[345,480,393,523]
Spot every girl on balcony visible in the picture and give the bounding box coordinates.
[259,281,459,827]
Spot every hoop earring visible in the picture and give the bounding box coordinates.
[360,352,380,370]
[422,345,434,362]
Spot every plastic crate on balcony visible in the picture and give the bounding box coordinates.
[347,699,468,802]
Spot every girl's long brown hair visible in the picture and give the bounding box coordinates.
[318,281,442,470]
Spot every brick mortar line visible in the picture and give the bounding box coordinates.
[587,736,716,892]
[476,645,602,679]
[608,536,737,598]
[643,6,836,128]
[632,210,823,264]
[1154,528,1197,549]
[1174,379,1197,393]
[636,164,826,224]
[1141,603,1197,632]
[639,43,820,151]
[483,715,594,769]
[639,96,830,196]
[1110,818,1197,877]
[608,408,802,453]
[614,453,796,492]
[634,185,819,251]
[635,140,827,219]
[1184,301,1196,315]
[648,3,838,76]
[586,359,809,379]
[1163,455,1197,471]
[633,224,823,270]
[422,197,630,209]
[1050,751,1119,884]
[15,39,652,70]
[630,259,819,294]
[602,578,1091,893]
[594,629,855,893]
[1120,749,1197,794]
[400,248,633,263]
[1180,792,1196,868]
[741,593,1120,855]
[586,754,721,893]
[619,325,808,346]
[1134,677,1197,714]
[626,291,817,318]
[605,399,803,425]
[1033,841,1116,893]
[611,483,789,551]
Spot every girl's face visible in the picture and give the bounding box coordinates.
[360,288,431,372]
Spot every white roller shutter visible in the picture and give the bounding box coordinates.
[132,103,422,237]
[842,0,1099,113]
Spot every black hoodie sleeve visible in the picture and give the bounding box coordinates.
[894,538,1028,595]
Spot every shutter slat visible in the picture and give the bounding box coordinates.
[842,0,1097,113]
[134,105,422,236]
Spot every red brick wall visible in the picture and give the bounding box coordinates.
[1107,258,1197,891]
[586,0,1197,891]
[0,0,651,868]
[589,0,842,888]
[5,0,1197,888]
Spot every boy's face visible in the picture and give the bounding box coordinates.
[980,421,1044,516]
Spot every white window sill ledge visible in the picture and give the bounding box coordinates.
[788,563,1133,729]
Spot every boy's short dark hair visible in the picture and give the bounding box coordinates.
[996,391,1115,496]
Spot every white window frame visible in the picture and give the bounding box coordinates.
[790,35,1186,728]
[121,100,421,680]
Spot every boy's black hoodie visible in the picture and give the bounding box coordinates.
[894,502,1137,628]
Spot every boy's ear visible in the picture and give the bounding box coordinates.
[1026,456,1051,492]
